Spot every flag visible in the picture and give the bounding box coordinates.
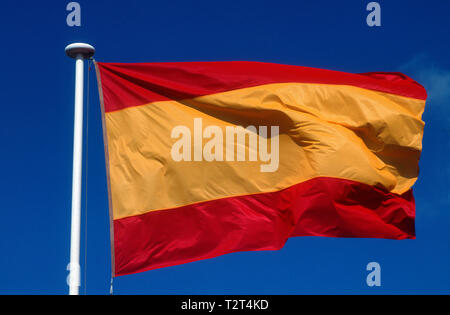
[95,61,426,277]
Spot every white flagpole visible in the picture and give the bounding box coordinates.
[65,43,95,295]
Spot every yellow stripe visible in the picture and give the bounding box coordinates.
[105,82,425,220]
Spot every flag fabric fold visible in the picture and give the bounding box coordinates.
[95,61,426,277]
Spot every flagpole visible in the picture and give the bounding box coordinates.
[65,43,95,295]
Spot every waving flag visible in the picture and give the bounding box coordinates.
[95,61,426,277]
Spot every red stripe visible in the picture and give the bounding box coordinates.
[113,177,415,277]
[96,61,427,113]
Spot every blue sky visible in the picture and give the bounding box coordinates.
[0,0,449,294]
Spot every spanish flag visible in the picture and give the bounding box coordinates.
[95,61,426,277]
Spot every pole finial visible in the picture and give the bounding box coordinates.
[65,43,95,59]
